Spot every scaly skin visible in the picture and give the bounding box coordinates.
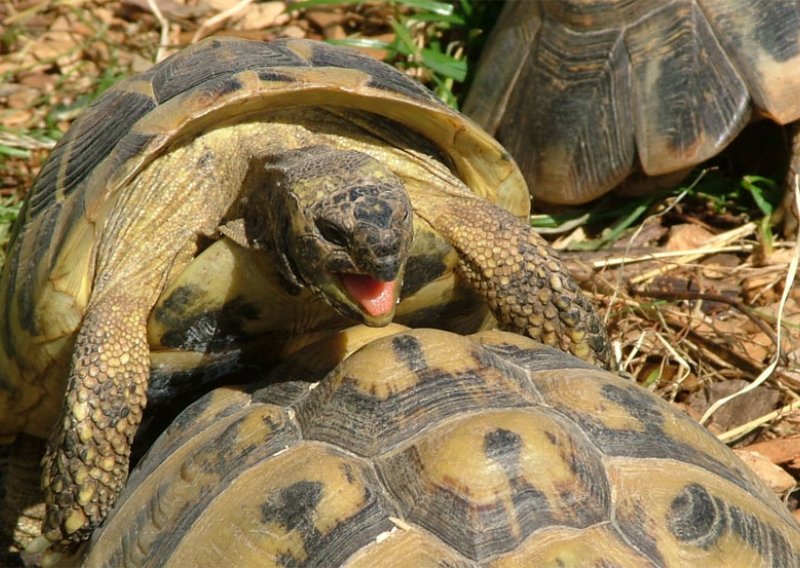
[39,300,150,544]
[417,196,611,369]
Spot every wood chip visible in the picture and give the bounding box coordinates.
[743,435,800,467]
[734,450,796,494]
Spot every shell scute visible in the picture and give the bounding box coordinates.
[86,400,302,566]
[608,459,800,566]
[25,89,157,224]
[167,443,397,568]
[530,369,784,513]
[624,1,750,175]
[303,40,439,105]
[698,0,800,124]
[376,407,611,561]
[294,330,541,458]
[150,37,305,103]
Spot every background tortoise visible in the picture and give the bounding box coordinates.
[464,0,800,207]
[73,327,800,567]
[0,37,610,550]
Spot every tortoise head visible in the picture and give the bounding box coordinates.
[260,146,413,326]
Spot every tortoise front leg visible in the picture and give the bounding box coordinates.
[38,296,151,547]
[420,197,612,369]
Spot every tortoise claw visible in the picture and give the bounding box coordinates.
[24,535,51,554]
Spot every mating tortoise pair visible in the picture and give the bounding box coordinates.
[1,33,798,565]
[0,36,607,553]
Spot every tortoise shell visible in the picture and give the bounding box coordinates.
[79,327,800,566]
[4,37,617,550]
[464,0,800,204]
[0,36,527,442]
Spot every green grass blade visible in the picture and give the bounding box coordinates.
[420,48,467,81]
[0,145,30,158]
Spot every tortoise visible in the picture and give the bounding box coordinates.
[70,326,800,567]
[0,37,610,551]
[464,0,800,208]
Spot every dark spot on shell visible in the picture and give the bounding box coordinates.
[155,288,261,351]
[669,483,795,564]
[340,462,356,484]
[260,480,324,531]
[198,76,244,102]
[614,499,665,565]
[391,334,426,374]
[395,294,487,334]
[256,469,395,566]
[668,483,724,548]
[276,554,300,568]
[18,203,63,335]
[484,428,522,464]
[752,3,800,63]
[154,285,201,326]
[251,381,314,407]
[104,131,157,182]
[257,69,297,83]
[145,350,248,409]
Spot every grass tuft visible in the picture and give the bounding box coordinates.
[294,0,500,108]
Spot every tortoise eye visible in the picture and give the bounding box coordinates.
[317,219,348,247]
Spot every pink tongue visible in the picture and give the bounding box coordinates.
[341,274,396,317]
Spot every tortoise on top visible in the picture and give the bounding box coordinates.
[77,327,800,567]
[464,0,800,205]
[0,37,609,551]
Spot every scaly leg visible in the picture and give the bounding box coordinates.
[38,296,150,546]
[419,197,612,369]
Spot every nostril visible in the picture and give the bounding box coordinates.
[316,218,348,247]
[376,236,401,257]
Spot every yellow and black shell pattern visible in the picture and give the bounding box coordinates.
[79,328,800,567]
[0,37,526,440]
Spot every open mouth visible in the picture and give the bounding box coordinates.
[339,273,397,317]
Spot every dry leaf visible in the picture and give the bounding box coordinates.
[665,223,715,252]
[238,2,288,30]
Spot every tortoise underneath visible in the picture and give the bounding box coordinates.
[0,37,609,553]
[73,327,800,567]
